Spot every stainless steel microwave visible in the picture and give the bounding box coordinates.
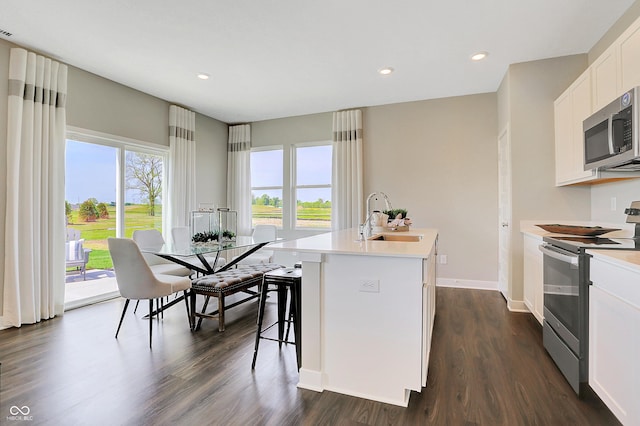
[583,87,640,171]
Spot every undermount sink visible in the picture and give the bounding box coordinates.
[368,234,422,242]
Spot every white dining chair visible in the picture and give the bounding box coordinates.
[108,237,192,348]
[234,224,277,265]
[132,229,192,277]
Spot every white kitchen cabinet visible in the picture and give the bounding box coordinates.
[554,69,598,186]
[589,255,640,426]
[523,233,543,324]
[619,17,640,92]
[422,250,437,386]
[592,45,620,110]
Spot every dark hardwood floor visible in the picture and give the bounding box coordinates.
[0,287,620,425]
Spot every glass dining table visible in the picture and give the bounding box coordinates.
[139,236,271,275]
[138,236,273,317]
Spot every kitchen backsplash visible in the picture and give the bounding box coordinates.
[591,179,640,224]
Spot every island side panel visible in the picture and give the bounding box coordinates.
[322,253,424,406]
[298,252,324,392]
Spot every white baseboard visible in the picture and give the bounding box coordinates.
[507,299,528,312]
[436,278,498,291]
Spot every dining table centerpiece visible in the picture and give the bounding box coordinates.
[191,231,220,247]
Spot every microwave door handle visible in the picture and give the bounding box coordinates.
[607,114,615,154]
[538,244,579,268]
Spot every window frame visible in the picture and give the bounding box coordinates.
[66,126,169,239]
[250,145,284,229]
[291,141,333,230]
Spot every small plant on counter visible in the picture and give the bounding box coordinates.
[383,209,408,220]
[192,231,219,243]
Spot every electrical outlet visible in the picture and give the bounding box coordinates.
[359,279,380,293]
[439,254,448,265]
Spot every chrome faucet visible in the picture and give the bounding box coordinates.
[362,192,393,237]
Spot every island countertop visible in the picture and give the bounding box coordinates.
[268,227,438,258]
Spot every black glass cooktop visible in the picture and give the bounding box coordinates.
[544,235,640,250]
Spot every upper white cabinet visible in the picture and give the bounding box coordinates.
[620,19,640,91]
[554,15,640,186]
[592,46,619,110]
[554,70,598,186]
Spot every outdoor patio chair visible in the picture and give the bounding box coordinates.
[65,232,91,280]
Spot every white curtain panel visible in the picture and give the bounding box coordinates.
[2,48,67,327]
[227,124,252,236]
[331,109,364,230]
[166,105,196,234]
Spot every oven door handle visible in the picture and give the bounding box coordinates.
[538,244,579,267]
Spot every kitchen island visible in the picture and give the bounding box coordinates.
[268,227,438,406]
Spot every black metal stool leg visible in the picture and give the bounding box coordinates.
[252,278,270,369]
[291,284,302,370]
[285,286,294,342]
[277,284,287,348]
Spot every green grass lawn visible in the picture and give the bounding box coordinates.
[67,204,162,270]
[68,203,330,271]
[252,204,331,220]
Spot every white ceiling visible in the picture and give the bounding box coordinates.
[0,0,636,123]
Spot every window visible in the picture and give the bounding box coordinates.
[65,130,167,272]
[294,144,332,229]
[250,147,283,228]
[250,142,332,232]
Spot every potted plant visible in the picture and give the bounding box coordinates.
[192,231,219,245]
[383,209,411,231]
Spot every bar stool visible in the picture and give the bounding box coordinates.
[251,265,302,370]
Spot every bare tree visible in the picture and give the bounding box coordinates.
[126,152,162,216]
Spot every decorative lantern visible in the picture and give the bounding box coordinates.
[218,208,237,243]
[191,210,218,238]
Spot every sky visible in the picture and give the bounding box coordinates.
[65,140,117,204]
[65,140,147,205]
[250,145,332,203]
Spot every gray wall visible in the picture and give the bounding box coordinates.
[195,114,228,210]
[67,66,169,145]
[364,94,498,283]
[500,55,592,302]
[252,98,499,283]
[66,65,228,210]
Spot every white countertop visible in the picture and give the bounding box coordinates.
[269,227,438,259]
[587,249,640,272]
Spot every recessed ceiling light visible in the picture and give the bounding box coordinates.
[378,67,394,75]
[471,52,489,61]
[197,73,210,80]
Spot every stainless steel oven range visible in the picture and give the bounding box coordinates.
[539,216,640,395]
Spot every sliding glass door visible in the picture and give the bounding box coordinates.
[64,130,167,306]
